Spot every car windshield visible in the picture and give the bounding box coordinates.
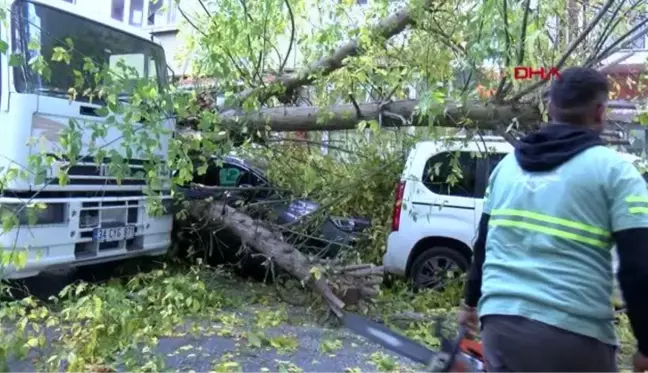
[11,0,167,103]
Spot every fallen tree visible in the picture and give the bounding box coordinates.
[217,100,542,132]
[186,197,384,316]
[181,98,640,138]
[173,0,648,318]
[177,0,648,139]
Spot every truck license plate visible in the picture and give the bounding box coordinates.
[93,225,136,243]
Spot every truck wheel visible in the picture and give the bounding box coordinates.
[409,246,469,291]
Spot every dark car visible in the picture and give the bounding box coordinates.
[180,155,371,261]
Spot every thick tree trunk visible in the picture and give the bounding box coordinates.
[187,198,383,315]
[179,98,635,136]
[214,100,542,133]
[181,101,536,139]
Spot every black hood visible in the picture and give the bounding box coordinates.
[514,124,603,172]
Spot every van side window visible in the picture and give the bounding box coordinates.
[422,151,477,197]
[487,153,507,176]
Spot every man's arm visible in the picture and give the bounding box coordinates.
[614,229,648,355]
[609,161,648,356]
[463,213,489,307]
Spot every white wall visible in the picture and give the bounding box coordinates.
[73,0,111,18]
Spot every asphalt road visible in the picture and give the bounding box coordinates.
[9,319,419,372]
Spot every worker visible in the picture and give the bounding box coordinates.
[457,66,648,372]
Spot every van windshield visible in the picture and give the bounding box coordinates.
[11,0,167,103]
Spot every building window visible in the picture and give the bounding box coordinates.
[357,0,368,4]
[130,0,145,26]
[619,15,648,50]
[111,0,125,21]
[147,0,178,27]
[61,0,75,3]
[110,0,179,28]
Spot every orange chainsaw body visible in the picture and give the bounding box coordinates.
[450,338,487,372]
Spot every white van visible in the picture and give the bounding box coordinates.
[383,136,643,300]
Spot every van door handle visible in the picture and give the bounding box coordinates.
[80,105,102,117]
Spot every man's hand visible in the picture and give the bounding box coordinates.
[633,351,648,372]
[457,301,479,339]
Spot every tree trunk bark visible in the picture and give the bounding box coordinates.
[213,100,542,133]
[187,198,383,316]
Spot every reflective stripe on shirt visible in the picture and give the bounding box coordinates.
[626,195,648,214]
[489,208,611,249]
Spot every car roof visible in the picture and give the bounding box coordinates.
[417,136,515,154]
[419,136,645,163]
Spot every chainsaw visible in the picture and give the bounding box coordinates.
[341,312,486,372]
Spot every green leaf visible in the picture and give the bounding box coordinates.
[8,54,23,67]
[247,331,264,348]
[27,39,40,51]
[26,208,38,226]
[24,338,39,348]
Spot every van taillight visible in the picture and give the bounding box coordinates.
[391,181,406,232]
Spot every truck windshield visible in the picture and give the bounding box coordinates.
[11,0,167,103]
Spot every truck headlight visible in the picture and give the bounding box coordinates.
[0,203,66,226]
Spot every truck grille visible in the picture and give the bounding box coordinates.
[45,155,169,186]
[75,199,143,257]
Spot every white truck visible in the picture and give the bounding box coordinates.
[0,0,174,279]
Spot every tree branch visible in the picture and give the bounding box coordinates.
[227,2,431,108]
[280,0,296,74]
[585,0,628,65]
[506,0,616,103]
[205,100,542,133]
[177,3,250,81]
[494,0,511,101]
[587,17,648,68]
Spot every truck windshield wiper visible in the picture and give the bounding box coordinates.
[34,87,69,99]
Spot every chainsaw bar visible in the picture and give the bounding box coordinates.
[341,312,439,365]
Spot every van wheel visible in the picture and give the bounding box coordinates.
[409,246,469,290]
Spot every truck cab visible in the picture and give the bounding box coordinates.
[0,0,174,279]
